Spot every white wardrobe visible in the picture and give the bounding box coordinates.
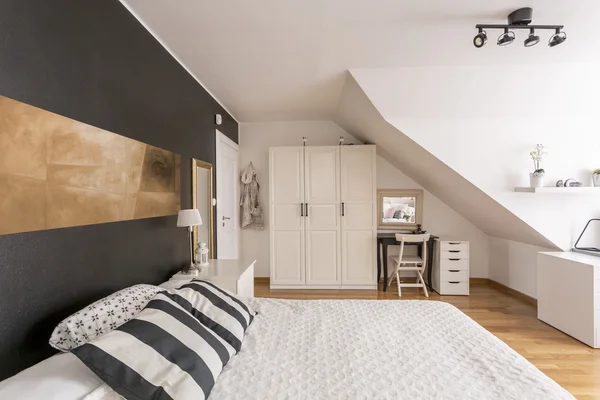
[269,145,377,289]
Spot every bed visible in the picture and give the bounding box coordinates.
[0,296,574,400]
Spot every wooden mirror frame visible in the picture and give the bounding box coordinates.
[191,159,214,261]
[377,189,424,231]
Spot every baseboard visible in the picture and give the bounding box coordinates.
[475,278,537,306]
[469,278,489,285]
[257,276,537,305]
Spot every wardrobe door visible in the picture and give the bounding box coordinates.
[304,147,341,286]
[269,147,305,286]
[340,145,377,287]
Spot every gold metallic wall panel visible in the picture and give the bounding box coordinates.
[0,95,180,235]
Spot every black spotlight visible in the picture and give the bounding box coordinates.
[497,28,515,46]
[473,28,487,48]
[548,28,567,47]
[524,28,540,47]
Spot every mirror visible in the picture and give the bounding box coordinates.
[378,189,423,230]
[192,159,214,261]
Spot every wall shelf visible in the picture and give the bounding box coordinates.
[515,186,600,193]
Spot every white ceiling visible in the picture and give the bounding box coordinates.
[121,0,600,122]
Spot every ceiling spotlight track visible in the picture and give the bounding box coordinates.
[474,7,566,48]
[497,28,515,46]
[473,28,487,48]
[549,28,567,47]
[524,28,540,47]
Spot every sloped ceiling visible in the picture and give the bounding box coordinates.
[335,72,558,249]
[120,0,600,121]
[120,1,598,249]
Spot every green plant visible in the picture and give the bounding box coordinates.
[593,169,600,175]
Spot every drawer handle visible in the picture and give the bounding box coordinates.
[448,242,461,245]
[449,281,460,284]
[448,250,460,253]
[448,270,460,272]
[449,258,460,261]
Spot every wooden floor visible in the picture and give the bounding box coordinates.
[255,281,600,399]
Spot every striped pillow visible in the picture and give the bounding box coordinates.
[72,292,235,400]
[164,279,256,353]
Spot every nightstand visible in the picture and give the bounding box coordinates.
[168,259,256,298]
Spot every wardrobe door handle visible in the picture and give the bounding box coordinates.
[300,203,304,217]
[342,202,345,216]
[305,203,309,217]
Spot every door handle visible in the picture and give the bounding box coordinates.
[223,216,231,221]
[300,203,304,217]
[341,202,345,216]
[305,203,309,217]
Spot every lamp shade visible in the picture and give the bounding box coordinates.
[177,209,203,227]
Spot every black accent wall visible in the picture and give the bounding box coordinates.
[0,0,237,379]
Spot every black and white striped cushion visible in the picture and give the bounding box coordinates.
[164,279,256,353]
[72,292,235,400]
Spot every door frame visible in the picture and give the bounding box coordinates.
[215,129,240,259]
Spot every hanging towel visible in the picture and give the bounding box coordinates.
[240,162,264,230]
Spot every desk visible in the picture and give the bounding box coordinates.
[377,233,438,292]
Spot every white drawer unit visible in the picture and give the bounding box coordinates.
[538,252,599,348]
[432,239,470,295]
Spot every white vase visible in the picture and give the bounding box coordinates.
[529,173,545,188]
[593,174,600,187]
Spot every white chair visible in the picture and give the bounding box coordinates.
[388,233,431,297]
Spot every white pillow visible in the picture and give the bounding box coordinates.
[166,279,256,353]
[49,284,161,351]
[383,207,396,219]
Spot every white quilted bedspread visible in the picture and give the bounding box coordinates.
[209,299,573,400]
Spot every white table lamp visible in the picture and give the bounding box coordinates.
[177,209,203,269]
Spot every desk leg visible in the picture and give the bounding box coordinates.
[382,243,388,292]
[427,238,435,291]
[377,240,382,285]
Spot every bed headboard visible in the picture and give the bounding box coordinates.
[0,216,187,381]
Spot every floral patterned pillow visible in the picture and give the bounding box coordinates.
[49,284,162,351]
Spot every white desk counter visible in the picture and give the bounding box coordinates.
[538,252,599,348]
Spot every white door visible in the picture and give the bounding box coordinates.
[341,146,377,286]
[304,147,341,285]
[216,130,239,259]
[269,147,305,285]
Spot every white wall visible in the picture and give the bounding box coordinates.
[488,237,554,299]
[349,65,600,295]
[239,120,489,278]
[352,65,600,251]
[378,157,488,277]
